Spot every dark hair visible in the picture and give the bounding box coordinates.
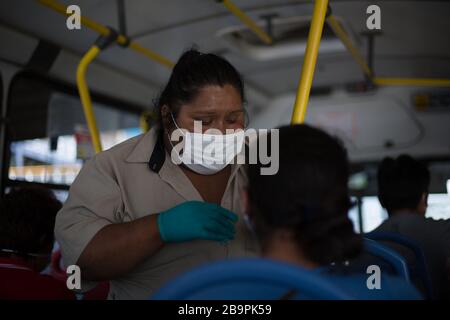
[377,155,430,214]
[0,187,62,256]
[246,124,362,265]
[155,49,245,128]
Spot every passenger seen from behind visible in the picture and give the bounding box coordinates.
[243,125,421,299]
[0,187,75,300]
[374,155,450,299]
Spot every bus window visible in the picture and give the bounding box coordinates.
[426,193,450,221]
[347,198,361,233]
[348,196,388,234]
[360,196,388,233]
[5,73,144,188]
[348,193,450,234]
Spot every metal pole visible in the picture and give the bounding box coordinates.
[291,0,329,124]
[326,14,373,79]
[373,77,450,87]
[37,0,174,68]
[76,46,103,153]
[117,0,127,36]
[357,197,364,234]
[221,0,273,45]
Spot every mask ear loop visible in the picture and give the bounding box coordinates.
[167,113,176,137]
[169,112,182,131]
[167,112,190,164]
[167,112,187,142]
[243,102,250,129]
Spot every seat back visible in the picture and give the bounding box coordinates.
[362,238,410,281]
[152,258,353,300]
[365,232,434,299]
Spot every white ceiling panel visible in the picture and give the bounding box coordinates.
[0,0,449,98]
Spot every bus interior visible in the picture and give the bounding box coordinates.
[0,0,449,301]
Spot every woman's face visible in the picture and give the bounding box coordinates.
[172,84,245,133]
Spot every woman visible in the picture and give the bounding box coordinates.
[243,124,422,299]
[55,50,258,299]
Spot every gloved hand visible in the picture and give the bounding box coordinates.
[157,201,238,243]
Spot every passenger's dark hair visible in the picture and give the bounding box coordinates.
[377,155,430,215]
[155,49,245,128]
[246,124,362,265]
[0,187,62,256]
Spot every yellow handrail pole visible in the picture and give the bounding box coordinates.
[37,0,174,68]
[77,46,103,153]
[326,11,450,87]
[326,15,373,78]
[222,0,273,45]
[140,111,152,133]
[373,77,450,87]
[128,42,174,68]
[38,0,108,34]
[291,0,328,124]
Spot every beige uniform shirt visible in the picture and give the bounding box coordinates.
[55,127,258,299]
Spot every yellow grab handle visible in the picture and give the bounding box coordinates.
[37,0,174,68]
[222,0,273,45]
[291,0,329,124]
[326,15,373,78]
[76,46,103,153]
[373,77,450,87]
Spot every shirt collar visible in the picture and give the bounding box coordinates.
[125,126,165,174]
[148,129,165,173]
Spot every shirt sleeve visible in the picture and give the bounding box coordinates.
[55,154,124,268]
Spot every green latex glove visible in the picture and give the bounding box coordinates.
[157,201,238,243]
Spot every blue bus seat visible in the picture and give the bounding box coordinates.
[152,258,353,300]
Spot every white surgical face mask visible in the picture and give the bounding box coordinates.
[168,113,245,175]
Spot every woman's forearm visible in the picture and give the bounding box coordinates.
[76,214,164,281]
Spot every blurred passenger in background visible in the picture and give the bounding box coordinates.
[0,187,75,300]
[374,155,450,299]
[243,125,421,299]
